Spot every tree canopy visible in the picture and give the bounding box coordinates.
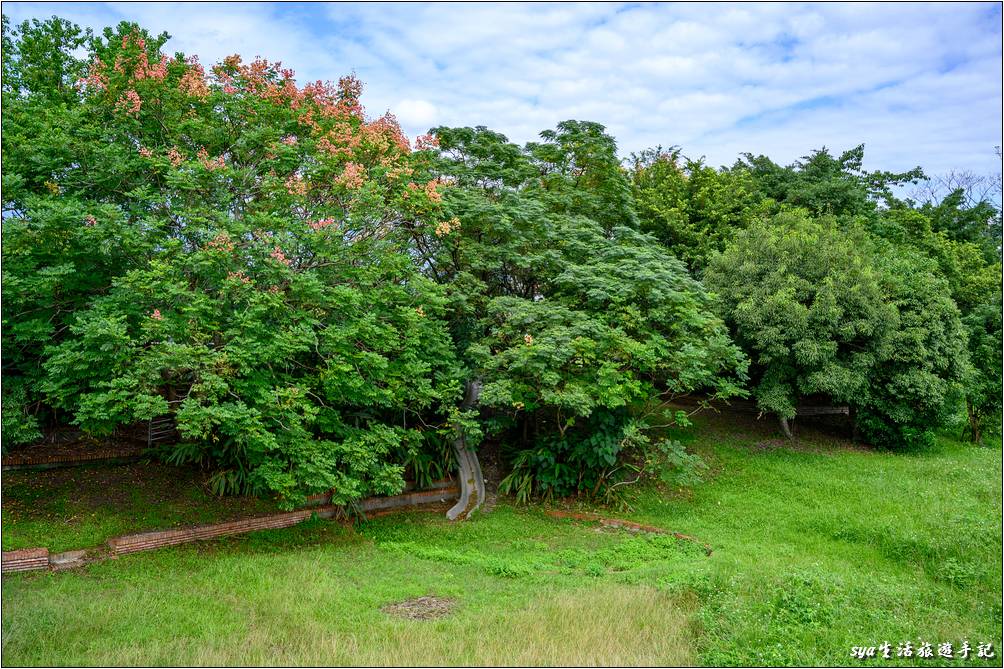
[3,15,1000,509]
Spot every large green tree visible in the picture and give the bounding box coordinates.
[705,213,970,448]
[406,125,747,499]
[3,19,466,504]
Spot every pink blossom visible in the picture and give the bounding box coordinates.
[206,232,235,253]
[270,246,291,266]
[197,147,225,171]
[167,147,184,167]
[415,133,440,151]
[138,146,153,158]
[285,174,307,196]
[424,179,443,203]
[151,309,163,321]
[83,214,97,227]
[338,74,363,99]
[308,218,338,231]
[115,90,142,116]
[227,271,253,285]
[363,113,410,153]
[79,57,108,91]
[179,62,209,100]
[335,162,366,190]
[281,135,298,146]
[434,217,461,237]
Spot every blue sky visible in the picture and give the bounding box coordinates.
[5,2,1003,178]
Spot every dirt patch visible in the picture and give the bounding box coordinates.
[754,438,789,451]
[544,510,713,555]
[381,595,456,620]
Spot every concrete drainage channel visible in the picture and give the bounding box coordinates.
[1,480,459,575]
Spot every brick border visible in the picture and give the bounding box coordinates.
[0,547,49,573]
[1,483,460,573]
[2,449,144,471]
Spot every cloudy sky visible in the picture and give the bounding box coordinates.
[5,2,1003,177]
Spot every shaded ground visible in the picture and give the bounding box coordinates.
[1,462,278,553]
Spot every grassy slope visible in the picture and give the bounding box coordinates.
[1,413,1000,666]
[625,412,1003,665]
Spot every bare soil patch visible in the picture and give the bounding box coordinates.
[381,595,456,620]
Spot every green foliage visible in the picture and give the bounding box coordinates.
[734,144,925,220]
[961,292,1004,443]
[2,19,464,506]
[630,146,760,271]
[0,378,41,448]
[705,214,970,447]
[705,214,891,418]
[417,124,746,499]
[853,246,970,448]
[2,14,998,507]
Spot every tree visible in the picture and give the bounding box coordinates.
[705,213,970,448]
[704,213,892,420]
[406,125,747,500]
[630,147,760,271]
[960,292,1003,444]
[3,20,467,506]
[734,145,925,220]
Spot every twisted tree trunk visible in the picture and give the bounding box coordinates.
[447,379,485,521]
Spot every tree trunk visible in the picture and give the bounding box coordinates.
[965,399,982,444]
[447,379,485,521]
[779,415,793,440]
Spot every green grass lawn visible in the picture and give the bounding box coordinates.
[2,412,1001,666]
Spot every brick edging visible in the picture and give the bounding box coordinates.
[2,483,461,573]
[0,547,49,574]
[2,451,143,471]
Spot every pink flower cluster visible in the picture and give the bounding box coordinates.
[317,122,360,156]
[206,232,235,253]
[270,246,291,266]
[308,218,338,231]
[424,179,443,203]
[84,214,98,227]
[138,146,153,158]
[434,217,461,237]
[78,57,109,91]
[167,147,184,167]
[335,162,366,190]
[197,147,226,171]
[285,174,307,196]
[111,34,169,82]
[151,309,163,321]
[385,165,415,181]
[414,134,440,151]
[280,135,298,146]
[338,74,363,99]
[115,90,142,116]
[363,113,410,153]
[227,271,253,285]
[179,59,209,100]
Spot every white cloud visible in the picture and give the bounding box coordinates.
[4,1,1001,177]
[394,99,439,128]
